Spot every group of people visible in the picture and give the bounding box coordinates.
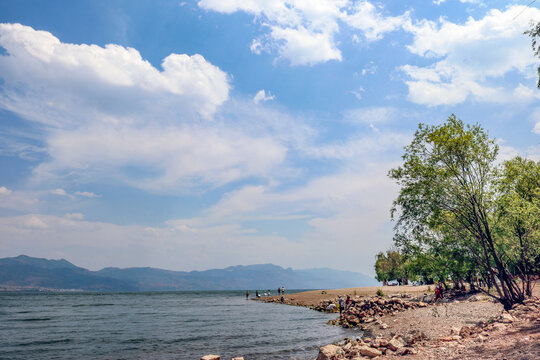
[245,286,285,300]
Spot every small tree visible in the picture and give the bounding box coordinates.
[389,115,527,309]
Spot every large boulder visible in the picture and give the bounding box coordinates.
[316,344,340,360]
[201,356,220,360]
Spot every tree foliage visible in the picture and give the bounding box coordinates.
[388,115,538,308]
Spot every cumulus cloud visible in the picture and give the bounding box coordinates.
[401,6,540,105]
[253,89,275,104]
[198,1,408,66]
[0,24,291,192]
[0,186,12,195]
[0,23,229,121]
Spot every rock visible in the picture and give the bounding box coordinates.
[396,347,417,355]
[387,335,406,351]
[417,301,427,307]
[317,344,340,360]
[380,323,388,329]
[459,325,472,338]
[451,326,461,335]
[493,323,506,331]
[373,337,388,348]
[501,313,514,323]
[358,345,382,358]
[201,356,220,360]
[232,358,244,360]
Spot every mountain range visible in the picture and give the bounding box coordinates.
[0,255,378,291]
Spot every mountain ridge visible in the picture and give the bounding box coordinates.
[0,255,378,291]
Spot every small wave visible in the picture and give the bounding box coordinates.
[72,303,115,307]
[17,338,72,346]
[17,317,52,322]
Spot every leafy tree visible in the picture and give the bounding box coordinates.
[494,156,540,296]
[389,115,527,309]
[374,250,408,285]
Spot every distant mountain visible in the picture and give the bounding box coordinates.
[0,255,378,291]
[0,255,137,291]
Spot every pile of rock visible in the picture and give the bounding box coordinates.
[317,335,418,359]
[311,300,339,313]
[335,297,428,327]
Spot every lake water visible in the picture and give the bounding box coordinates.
[0,291,360,359]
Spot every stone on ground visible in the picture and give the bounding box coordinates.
[317,344,340,360]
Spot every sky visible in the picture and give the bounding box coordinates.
[0,0,539,275]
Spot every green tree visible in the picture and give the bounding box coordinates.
[495,156,540,296]
[389,115,526,309]
[374,249,408,285]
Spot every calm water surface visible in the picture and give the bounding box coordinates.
[0,291,360,359]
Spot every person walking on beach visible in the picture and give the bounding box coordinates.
[338,296,345,317]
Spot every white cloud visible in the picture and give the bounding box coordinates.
[35,124,287,192]
[342,107,397,124]
[401,6,540,105]
[351,87,365,100]
[361,61,377,76]
[198,1,408,66]
[253,89,275,104]
[343,1,409,41]
[0,23,230,123]
[24,215,48,229]
[0,186,12,195]
[0,24,291,193]
[64,213,84,220]
[50,188,68,196]
[74,191,100,198]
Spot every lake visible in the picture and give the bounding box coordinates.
[0,291,360,359]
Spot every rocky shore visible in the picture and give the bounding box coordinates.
[202,284,539,360]
[316,295,539,359]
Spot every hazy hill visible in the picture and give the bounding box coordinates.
[0,255,378,291]
[0,255,137,291]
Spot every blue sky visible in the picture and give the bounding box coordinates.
[0,0,539,275]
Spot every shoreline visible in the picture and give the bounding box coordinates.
[254,284,539,359]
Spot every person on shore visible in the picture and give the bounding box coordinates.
[246,291,249,299]
[338,296,345,316]
[256,290,260,298]
[280,296,285,303]
[345,295,351,309]
[281,286,285,294]
[278,288,281,295]
[434,283,443,301]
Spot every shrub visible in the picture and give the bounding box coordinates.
[376,289,385,297]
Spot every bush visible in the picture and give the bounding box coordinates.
[376,289,385,297]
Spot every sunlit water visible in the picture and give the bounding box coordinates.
[0,291,360,359]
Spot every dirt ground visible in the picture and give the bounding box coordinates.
[265,285,432,307]
[268,283,539,359]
